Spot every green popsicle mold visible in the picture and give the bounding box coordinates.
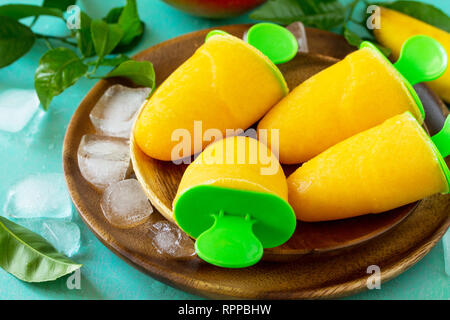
[174,185,297,268]
[408,111,450,193]
[246,22,298,64]
[205,29,228,41]
[360,36,448,123]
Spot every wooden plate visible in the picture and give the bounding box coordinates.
[63,25,450,298]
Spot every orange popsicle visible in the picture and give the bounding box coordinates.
[258,45,423,164]
[134,33,288,161]
[288,112,448,222]
[173,136,296,268]
[174,135,287,203]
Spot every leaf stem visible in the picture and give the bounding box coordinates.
[43,38,54,50]
[29,16,39,29]
[35,34,78,47]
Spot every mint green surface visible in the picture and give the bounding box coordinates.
[174,186,296,268]
[0,0,448,299]
[246,22,298,64]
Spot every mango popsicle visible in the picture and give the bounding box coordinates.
[173,136,296,268]
[134,33,288,161]
[258,36,447,164]
[288,112,450,222]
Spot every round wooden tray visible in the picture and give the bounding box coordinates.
[63,25,450,299]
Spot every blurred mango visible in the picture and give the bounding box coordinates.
[373,7,450,102]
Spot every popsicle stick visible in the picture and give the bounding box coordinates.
[431,115,450,158]
[393,35,448,86]
[195,211,263,268]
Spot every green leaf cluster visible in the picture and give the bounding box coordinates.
[250,0,346,30]
[0,0,155,110]
[250,0,450,54]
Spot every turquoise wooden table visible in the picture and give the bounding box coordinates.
[0,0,448,300]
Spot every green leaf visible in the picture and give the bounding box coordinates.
[118,0,144,46]
[102,4,145,53]
[0,4,63,20]
[76,11,95,58]
[250,0,346,30]
[112,24,145,54]
[91,19,124,59]
[42,0,77,11]
[104,7,124,23]
[0,216,81,282]
[105,60,155,89]
[380,1,450,33]
[0,16,35,68]
[344,26,363,47]
[35,47,88,110]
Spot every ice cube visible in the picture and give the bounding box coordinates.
[89,84,151,138]
[149,220,196,258]
[3,173,73,219]
[286,22,309,53]
[42,220,81,257]
[101,179,153,228]
[78,134,131,190]
[17,219,81,257]
[0,88,40,133]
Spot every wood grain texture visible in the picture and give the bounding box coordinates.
[63,25,450,299]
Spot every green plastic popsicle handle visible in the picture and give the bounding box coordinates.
[393,35,448,86]
[246,23,298,64]
[205,29,228,42]
[431,115,450,158]
[195,211,263,268]
[206,23,298,64]
[174,185,296,268]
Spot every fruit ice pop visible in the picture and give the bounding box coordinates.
[258,36,446,164]
[175,136,288,200]
[134,32,288,161]
[173,136,296,268]
[288,112,449,222]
